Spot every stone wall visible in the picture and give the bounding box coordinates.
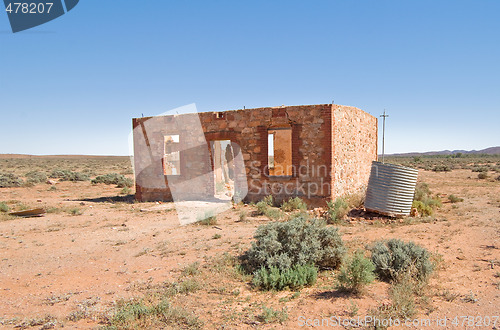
[133,104,377,207]
[332,105,378,198]
[197,104,333,207]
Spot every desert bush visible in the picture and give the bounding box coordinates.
[413,182,441,216]
[25,171,48,185]
[496,175,500,181]
[256,195,274,215]
[412,200,433,216]
[281,197,307,212]
[346,192,365,209]
[371,239,433,282]
[67,207,83,216]
[50,170,89,182]
[106,298,202,329]
[0,173,23,187]
[0,202,9,212]
[367,268,420,324]
[242,213,346,272]
[258,306,288,324]
[91,173,133,187]
[197,211,217,225]
[120,187,132,195]
[337,250,376,293]
[252,264,317,291]
[238,209,247,222]
[388,269,417,319]
[264,207,285,220]
[432,164,451,172]
[448,194,464,203]
[471,166,488,172]
[326,197,349,224]
[255,195,285,220]
[413,182,430,201]
[477,172,488,179]
[181,262,200,277]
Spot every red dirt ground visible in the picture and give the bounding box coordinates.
[0,169,499,329]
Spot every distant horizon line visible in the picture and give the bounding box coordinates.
[1,145,498,158]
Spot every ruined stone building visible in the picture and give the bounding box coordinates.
[132,104,377,207]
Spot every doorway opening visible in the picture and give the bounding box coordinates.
[210,140,235,200]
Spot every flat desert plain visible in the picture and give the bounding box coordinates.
[0,156,499,329]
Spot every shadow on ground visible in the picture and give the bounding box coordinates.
[75,194,136,204]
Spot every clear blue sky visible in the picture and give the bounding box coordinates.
[0,0,498,155]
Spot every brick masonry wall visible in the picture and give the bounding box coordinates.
[332,105,378,198]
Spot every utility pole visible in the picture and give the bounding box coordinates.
[380,109,389,163]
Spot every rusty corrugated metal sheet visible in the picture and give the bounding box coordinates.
[365,161,418,216]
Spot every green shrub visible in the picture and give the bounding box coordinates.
[448,194,463,203]
[120,187,132,195]
[252,264,317,291]
[262,195,274,206]
[337,250,376,293]
[472,166,488,172]
[91,173,133,187]
[0,173,23,187]
[242,213,346,272]
[199,216,217,226]
[50,170,89,182]
[371,239,433,282]
[197,211,217,225]
[326,197,349,224]
[25,171,47,185]
[255,195,284,220]
[388,270,417,318]
[281,197,307,212]
[413,182,441,216]
[238,210,247,222]
[432,164,451,172]
[346,192,365,209]
[258,306,288,324]
[412,200,433,216]
[413,183,431,202]
[256,195,274,215]
[111,299,152,325]
[263,207,285,220]
[178,279,200,294]
[67,207,83,216]
[256,201,268,216]
[107,298,202,329]
[0,202,9,213]
[477,172,488,179]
